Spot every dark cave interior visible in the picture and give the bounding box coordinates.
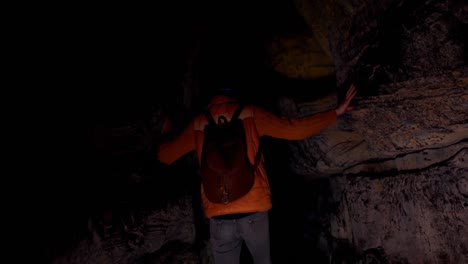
[28,1,467,264]
[38,1,321,262]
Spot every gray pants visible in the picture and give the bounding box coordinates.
[209,211,272,264]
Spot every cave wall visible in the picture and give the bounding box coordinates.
[273,73,467,264]
[328,155,467,263]
[294,0,467,88]
[289,74,467,176]
[282,0,468,263]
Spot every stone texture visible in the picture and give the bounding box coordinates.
[328,153,468,263]
[289,71,468,177]
[282,70,467,263]
[52,196,199,264]
[294,0,467,87]
[266,33,335,79]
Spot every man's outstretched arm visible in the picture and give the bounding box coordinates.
[158,121,196,164]
[254,83,357,140]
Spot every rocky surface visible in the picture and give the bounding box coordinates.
[289,71,468,176]
[52,196,207,264]
[266,33,335,80]
[328,158,468,263]
[281,70,467,263]
[294,0,467,88]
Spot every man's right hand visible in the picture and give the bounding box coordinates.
[335,84,357,116]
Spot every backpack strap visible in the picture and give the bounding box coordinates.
[231,103,244,120]
[232,103,262,164]
[203,108,217,126]
[234,103,262,165]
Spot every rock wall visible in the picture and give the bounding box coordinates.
[52,196,208,264]
[294,0,467,88]
[328,155,467,263]
[283,70,467,263]
[284,3,467,261]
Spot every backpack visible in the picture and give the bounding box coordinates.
[200,103,258,204]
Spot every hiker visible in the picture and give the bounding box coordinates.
[157,84,357,264]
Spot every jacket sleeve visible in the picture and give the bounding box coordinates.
[158,121,196,164]
[253,106,337,140]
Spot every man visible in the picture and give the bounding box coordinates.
[158,84,356,264]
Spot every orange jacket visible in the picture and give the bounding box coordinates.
[158,95,337,218]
